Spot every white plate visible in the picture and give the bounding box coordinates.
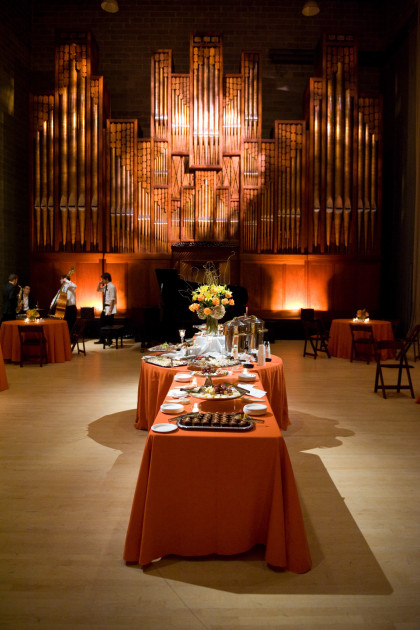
[167,388,187,398]
[238,372,257,382]
[243,403,267,416]
[151,423,178,433]
[174,373,192,382]
[160,403,184,414]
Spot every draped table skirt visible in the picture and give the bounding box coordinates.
[125,370,310,572]
[135,354,290,431]
[0,319,72,364]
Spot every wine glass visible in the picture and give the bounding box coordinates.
[178,329,186,344]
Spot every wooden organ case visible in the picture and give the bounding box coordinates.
[30,32,383,323]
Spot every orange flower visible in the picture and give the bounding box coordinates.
[212,297,220,305]
[197,294,205,301]
[221,298,229,305]
[203,307,212,315]
[225,291,232,299]
[228,299,235,306]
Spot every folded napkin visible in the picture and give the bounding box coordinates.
[238,383,267,398]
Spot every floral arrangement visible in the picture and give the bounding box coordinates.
[355,308,369,322]
[188,263,235,334]
[26,308,39,320]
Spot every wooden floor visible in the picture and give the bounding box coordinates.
[1,339,420,629]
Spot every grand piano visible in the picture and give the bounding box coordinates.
[155,268,248,341]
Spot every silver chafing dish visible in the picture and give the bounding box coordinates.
[223,314,267,353]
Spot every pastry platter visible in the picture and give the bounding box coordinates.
[145,356,188,368]
[187,356,240,369]
[181,382,243,400]
[190,367,232,377]
[175,411,254,432]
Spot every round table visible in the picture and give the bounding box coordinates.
[328,319,394,359]
[0,319,72,364]
[0,344,8,391]
[135,354,290,431]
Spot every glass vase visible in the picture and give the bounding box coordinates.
[206,316,219,336]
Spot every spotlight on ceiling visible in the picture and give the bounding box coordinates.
[302,0,320,16]
[101,0,119,13]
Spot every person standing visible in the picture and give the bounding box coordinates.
[60,274,77,332]
[95,272,117,346]
[1,274,19,323]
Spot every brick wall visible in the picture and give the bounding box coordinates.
[0,1,31,290]
[29,0,387,138]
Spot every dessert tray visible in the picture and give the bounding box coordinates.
[175,411,254,432]
[188,356,240,369]
[181,382,243,400]
[190,367,232,377]
[148,342,181,352]
[145,356,188,368]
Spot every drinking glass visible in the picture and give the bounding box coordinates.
[179,329,186,343]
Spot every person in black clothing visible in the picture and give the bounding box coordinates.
[1,274,19,323]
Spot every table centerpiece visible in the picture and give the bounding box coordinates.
[188,264,235,335]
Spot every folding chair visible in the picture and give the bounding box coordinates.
[18,325,48,367]
[302,319,331,359]
[374,339,415,399]
[70,318,87,355]
[350,323,375,364]
[403,324,420,362]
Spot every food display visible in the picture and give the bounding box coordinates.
[190,366,231,377]
[176,411,254,431]
[148,341,199,353]
[188,356,240,369]
[182,382,243,400]
[145,356,188,368]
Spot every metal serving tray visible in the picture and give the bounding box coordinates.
[175,412,254,432]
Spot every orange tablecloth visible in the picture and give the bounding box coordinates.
[0,319,72,364]
[0,344,8,391]
[328,319,394,359]
[124,374,311,572]
[135,354,290,431]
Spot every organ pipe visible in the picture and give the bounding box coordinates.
[30,33,381,257]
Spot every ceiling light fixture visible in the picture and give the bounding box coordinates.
[302,0,320,16]
[101,0,119,13]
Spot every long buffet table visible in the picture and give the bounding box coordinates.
[125,367,311,572]
[135,354,290,431]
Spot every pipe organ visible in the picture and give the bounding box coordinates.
[30,32,382,259]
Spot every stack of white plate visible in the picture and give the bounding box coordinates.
[160,402,184,414]
[238,372,257,382]
[174,373,192,383]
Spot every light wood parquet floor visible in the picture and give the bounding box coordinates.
[0,339,419,629]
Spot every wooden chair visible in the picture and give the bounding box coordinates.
[18,325,48,367]
[403,323,420,362]
[349,323,375,364]
[374,339,414,399]
[302,319,331,359]
[70,318,87,355]
[300,308,315,322]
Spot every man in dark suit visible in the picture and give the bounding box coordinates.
[1,273,19,323]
